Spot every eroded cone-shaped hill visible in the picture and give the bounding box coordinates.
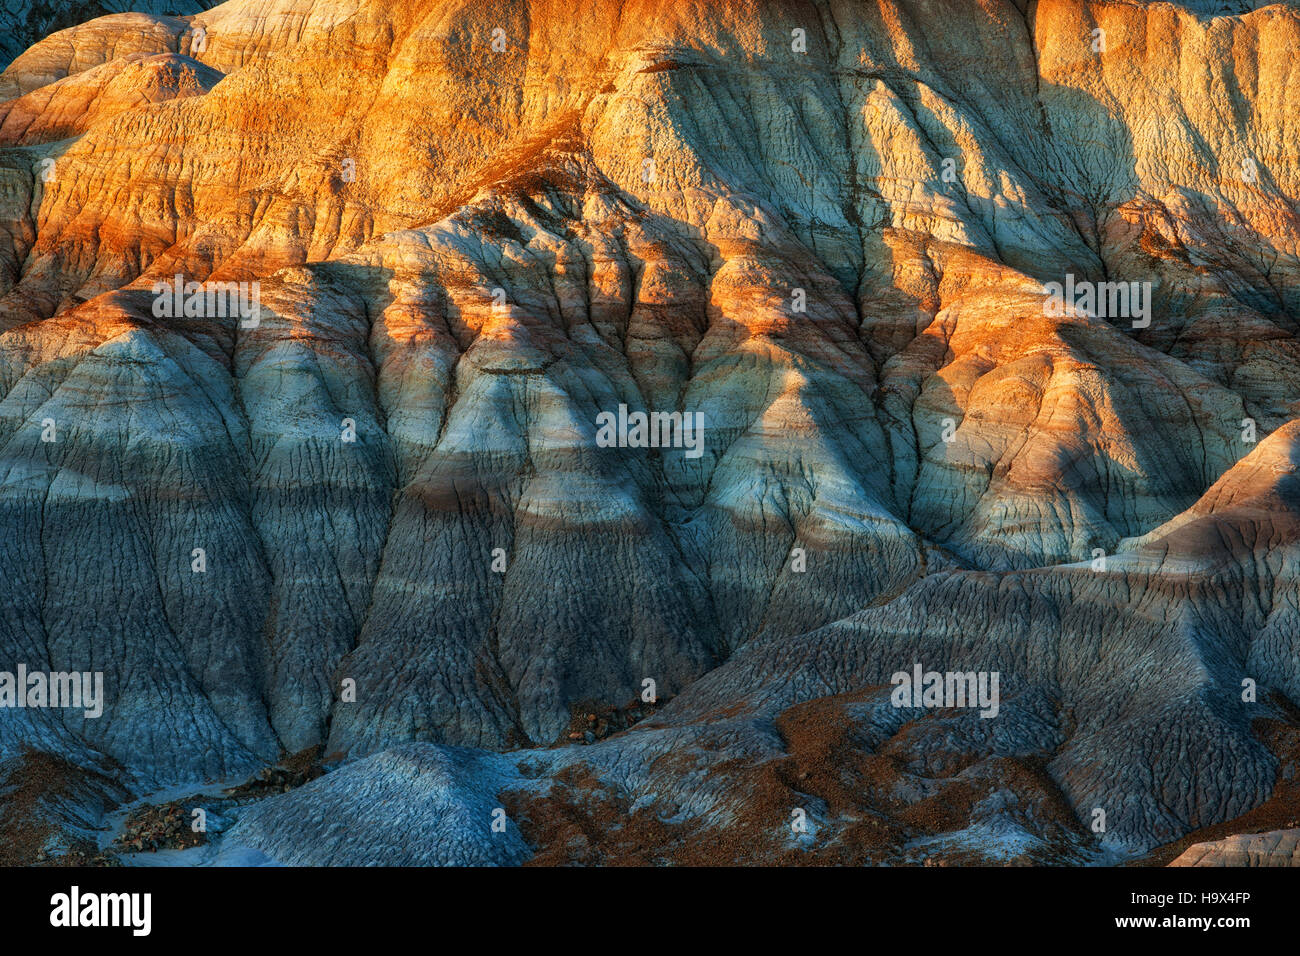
[0,0,1298,864]
[0,3,224,79]
[1172,829,1300,865]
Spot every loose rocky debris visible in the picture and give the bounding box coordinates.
[223,746,327,798]
[113,803,207,854]
[558,698,666,746]
[33,844,121,867]
[28,747,329,866]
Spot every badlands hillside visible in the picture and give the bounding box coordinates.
[0,2,223,75]
[0,0,1298,865]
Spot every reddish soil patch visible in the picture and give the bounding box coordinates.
[507,689,1090,865]
[0,749,122,866]
[114,803,206,854]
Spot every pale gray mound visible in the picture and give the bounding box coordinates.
[218,744,532,866]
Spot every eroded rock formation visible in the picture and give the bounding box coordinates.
[0,0,1298,865]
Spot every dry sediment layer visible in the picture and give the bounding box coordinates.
[0,0,1298,863]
